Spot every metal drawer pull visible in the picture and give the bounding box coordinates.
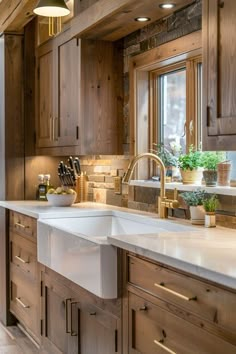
[15,222,29,229]
[89,312,96,316]
[15,297,30,309]
[154,283,197,301]
[15,255,29,264]
[154,339,176,354]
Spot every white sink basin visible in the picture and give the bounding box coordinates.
[37,211,195,299]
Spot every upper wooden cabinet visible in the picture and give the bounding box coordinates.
[36,34,123,155]
[202,0,236,151]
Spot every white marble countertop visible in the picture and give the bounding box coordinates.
[1,200,236,290]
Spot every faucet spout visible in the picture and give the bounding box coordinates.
[123,152,179,218]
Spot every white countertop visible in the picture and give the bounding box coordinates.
[1,200,236,290]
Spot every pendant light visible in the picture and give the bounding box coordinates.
[33,0,70,17]
[33,0,70,37]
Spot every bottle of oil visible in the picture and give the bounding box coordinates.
[37,174,46,201]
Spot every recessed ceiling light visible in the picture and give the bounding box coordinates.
[135,17,151,22]
[159,3,176,9]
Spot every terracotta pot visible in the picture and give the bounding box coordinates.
[190,205,205,225]
[203,170,217,187]
[217,162,231,186]
[180,168,203,185]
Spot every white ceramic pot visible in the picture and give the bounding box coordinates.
[205,213,216,228]
[189,205,205,225]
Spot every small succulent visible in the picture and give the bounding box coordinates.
[181,189,208,206]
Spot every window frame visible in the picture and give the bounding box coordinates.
[150,56,202,155]
[128,31,202,179]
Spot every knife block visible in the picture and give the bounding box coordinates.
[74,173,88,203]
[74,176,81,203]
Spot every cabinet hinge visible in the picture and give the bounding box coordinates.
[115,329,118,352]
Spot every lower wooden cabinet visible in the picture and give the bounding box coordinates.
[41,269,120,354]
[128,292,236,354]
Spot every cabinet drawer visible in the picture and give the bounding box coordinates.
[129,292,236,354]
[128,254,236,335]
[10,232,37,280]
[10,211,37,241]
[10,267,39,339]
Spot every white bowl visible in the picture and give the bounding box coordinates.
[46,193,77,207]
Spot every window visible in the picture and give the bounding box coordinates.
[151,58,202,155]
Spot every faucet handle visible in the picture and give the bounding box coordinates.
[173,188,178,200]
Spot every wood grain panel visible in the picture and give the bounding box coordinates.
[128,292,236,354]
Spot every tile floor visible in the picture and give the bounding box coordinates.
[0,323,39,354]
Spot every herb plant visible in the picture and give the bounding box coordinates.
[178,145,203,171]
[203,194,218,212]
[201,151,226,170]
[152,143,178,167]
[181,189,208,206]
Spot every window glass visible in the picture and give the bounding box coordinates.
[158,68,186,153]
[197,62,202,146]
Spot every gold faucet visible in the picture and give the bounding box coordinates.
[122,152,179,218]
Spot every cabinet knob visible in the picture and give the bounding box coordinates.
[89,311,96,316]
[139,306,147,311]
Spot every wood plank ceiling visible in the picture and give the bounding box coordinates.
[0,0,195,41]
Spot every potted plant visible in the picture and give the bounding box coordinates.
[178,145,203,185]
[203,194,218,227]
[201,152,225,186]
[181,189,208,225]
[152,143,178,182]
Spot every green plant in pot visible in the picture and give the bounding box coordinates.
[201,152,226,187]
[152,143,178,181]
[178,145,203,185]
[203,194,219,227]
[181,189,208,225]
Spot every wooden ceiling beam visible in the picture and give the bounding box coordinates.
[0,0,37,33]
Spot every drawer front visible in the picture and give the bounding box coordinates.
[10,211,37,241]
[10,232,37,280]
[10,267,39,339]
[129,292,236,354]
[128,254,236,335]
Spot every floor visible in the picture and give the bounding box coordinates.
[0,323,39,354]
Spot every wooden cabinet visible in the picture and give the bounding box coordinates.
[41,267,121,354]
[36,33,123,155]
[9,211,40,342]
[37,38,79,149]
[202,0,236,150]
[128,292,236,354]
[124,253,236,353]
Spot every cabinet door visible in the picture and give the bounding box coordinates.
[80,303,119,354]
[57,38,80,147]
[203,0,236,150]
[37,42,54,148]
[41,273,79,354]
[128,292,236,354]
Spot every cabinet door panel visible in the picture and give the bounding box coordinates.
[57,38,80,147]
[42,273,78,354]
[203,0,236,150]
[37,46,53,148]
[80,303,118,354]
[129,292,236,354]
